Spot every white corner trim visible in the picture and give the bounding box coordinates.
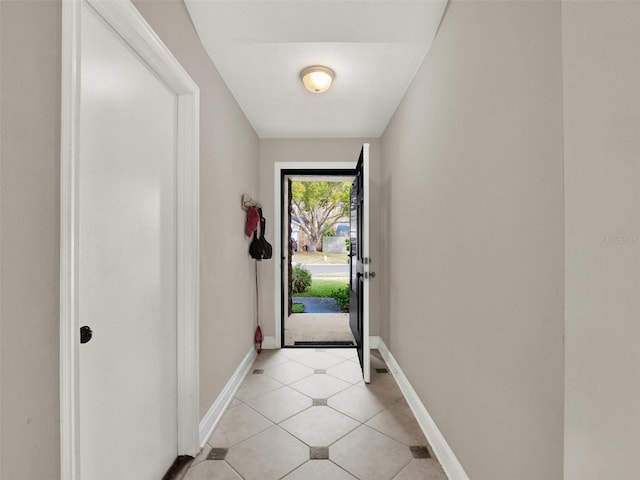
[377,338,471,480]
[199,348,257,447]
[261,336,277,350]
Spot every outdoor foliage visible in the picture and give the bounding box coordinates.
[331,286,350,312]
[292,303,305,313]
[292,265,312,294]
[291,181,350,252]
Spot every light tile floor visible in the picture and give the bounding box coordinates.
[184,349,448,480]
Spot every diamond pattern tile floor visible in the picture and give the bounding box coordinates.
[282,459,357,480]
[393,459,449,480]
[207,403,273,448]
[245,386,312,423]
[366,401,429,446]
[184,349,448,480]
[328,384,389,422]
[234,373,283,402]
[327,359,368,384]
[280,405,359,446]
[295,351,345,369]
[330,425,413,480]
[263,360,314,384]
[225,426,309,480]
[183,459,242,480]
[289,371,351,398]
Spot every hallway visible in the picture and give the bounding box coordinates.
[184,348,447,480]
[3,1,639,478]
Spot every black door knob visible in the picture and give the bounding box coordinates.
[80,326,93,344]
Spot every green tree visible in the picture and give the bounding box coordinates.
[291,181,350,252]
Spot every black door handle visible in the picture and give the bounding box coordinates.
[80,326,93,344]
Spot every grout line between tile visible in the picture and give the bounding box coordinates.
[207,409,275,450]
[324,422,362,448]
[274,404,315,426]
[328,458,360,480]
[362,421,426,450]
[277,458,311,480]
[223,458,245,480]
[240,395,292,425]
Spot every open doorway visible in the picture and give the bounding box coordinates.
[281,171,355,347]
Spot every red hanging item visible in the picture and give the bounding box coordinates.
[254,325,263,353]
[254,261,262,353]
[245,206,259,237]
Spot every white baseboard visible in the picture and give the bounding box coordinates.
[262,335,277,349]
[369,336,380,349]
[376,338,470,480]
[198,347,257,447]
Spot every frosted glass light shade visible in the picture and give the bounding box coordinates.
[300,66,335,93]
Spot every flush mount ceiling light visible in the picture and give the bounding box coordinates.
[300,66,335,93]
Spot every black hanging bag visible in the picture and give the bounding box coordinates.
[259,209,273,260]
[249,228,263,260]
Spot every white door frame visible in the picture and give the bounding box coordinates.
[273,161,354,347]
[60,1,200,478]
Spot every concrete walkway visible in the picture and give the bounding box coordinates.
[284,313,355,346]
[293,296,342,313]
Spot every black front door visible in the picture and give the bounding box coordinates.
[349,145,370,382]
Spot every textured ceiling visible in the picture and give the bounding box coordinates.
[185,0,448,138]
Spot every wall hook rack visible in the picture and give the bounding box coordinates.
[242,193,262,211]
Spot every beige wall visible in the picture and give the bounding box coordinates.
[0,1,259,478]
[380,1,565,479]
[1,2,62,478]
[257,139,382,341]
[562,2,640,479]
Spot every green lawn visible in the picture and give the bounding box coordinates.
[292,278,348,297]
[291,303,305,313]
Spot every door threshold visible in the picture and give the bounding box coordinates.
[292,341,355,347]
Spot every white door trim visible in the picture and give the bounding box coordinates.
[273,161,354,347]
[60,1,200,478]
